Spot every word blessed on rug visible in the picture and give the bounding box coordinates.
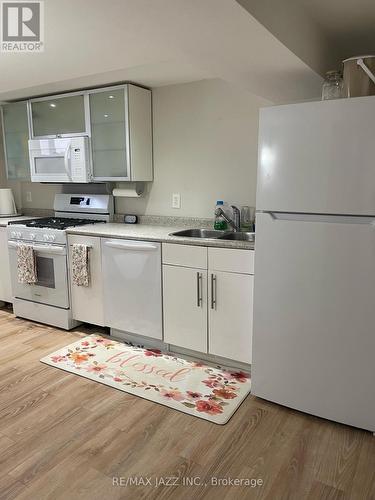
[41,335,251,424]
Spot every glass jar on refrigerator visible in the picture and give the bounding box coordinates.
[322,71,344,100]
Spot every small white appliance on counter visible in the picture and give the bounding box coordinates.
[0,188,17,216]
[253,95,375,433]
[7,193,113,329]
[29,137,92,183]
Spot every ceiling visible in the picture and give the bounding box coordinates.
[0,0,372,104]
[0,0,323,103]
[238,0,375,76]
[298,0,375,60]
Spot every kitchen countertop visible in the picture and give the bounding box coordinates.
[67,223,255,250]
[0,215,36,227]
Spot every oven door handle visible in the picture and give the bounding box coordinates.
[8,241,66,255]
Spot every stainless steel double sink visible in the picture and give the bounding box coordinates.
[170,228,255,242]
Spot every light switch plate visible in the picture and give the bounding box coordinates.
[172,193,181,209]
[26,192,32,203]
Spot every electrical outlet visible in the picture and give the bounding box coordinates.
[172,193,181,209]
[26,191,32,203]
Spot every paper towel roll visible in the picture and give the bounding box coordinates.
[112,183,145,198]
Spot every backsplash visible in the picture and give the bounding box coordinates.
[22,207,214,228]
[113,214,213,227]
[22,208,54,217]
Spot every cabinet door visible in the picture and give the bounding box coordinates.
[30,94,86,137]
[0,227,12,302]
[127,84,153,182]
[89,88,129,180]
[1,102,30,180]
[68,235,104,326]
[209,271,253,364]
[163,265,207,352]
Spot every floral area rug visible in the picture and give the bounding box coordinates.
[41,335,251,424]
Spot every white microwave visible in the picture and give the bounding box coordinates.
[29,137,92,183]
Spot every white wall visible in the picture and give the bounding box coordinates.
[0,79,271,218]
[117,79,271,218]
[19,182,62,211]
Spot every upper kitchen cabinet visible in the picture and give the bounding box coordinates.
[89,85,153,181]
[1,101,30,180]
[29,93,88,138]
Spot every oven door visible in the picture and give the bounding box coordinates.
[8,241,69,309]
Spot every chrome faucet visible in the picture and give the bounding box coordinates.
[214,205,241,231]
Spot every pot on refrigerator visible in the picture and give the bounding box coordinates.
[343,55,375,97]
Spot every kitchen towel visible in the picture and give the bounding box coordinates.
[71,244,90,287]
[17,244,38,284]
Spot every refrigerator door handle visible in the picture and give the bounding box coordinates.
[263,212,375,225]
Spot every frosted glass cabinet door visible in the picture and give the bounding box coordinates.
[89,89,128,179]
[1,101,30,180]
[31,95,86,137]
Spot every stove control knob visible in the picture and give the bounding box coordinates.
[30,233,36,240]
[49,234,56,242]
[10,231,17,239]
[16,231,22,239]
[43,234,49,241]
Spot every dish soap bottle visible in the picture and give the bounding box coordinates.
[214,200,228,230]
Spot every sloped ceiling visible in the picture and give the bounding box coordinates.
[237,0,375,75]
[0,0,326,103]
[298,0,375,60]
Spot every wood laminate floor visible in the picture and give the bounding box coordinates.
[0,306,374,500]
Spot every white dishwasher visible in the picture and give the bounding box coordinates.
[102,239,162,339]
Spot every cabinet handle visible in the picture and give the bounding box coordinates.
[211,274,217,309]
[196,272,202,307]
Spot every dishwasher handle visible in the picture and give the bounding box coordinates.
[104,240,158,251]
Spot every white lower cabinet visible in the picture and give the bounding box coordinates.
[66,236,253,364]
[68,235,104,326]
[163,265,207,352]
[0,227,12,302]
[162,243,254,364]
[208,271,253,364]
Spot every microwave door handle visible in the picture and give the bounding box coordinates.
[30,152,37,177]
[64,144,72,181]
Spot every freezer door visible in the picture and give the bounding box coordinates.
[252,212,375,432]
[257,96,375,215]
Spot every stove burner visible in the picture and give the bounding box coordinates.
[9,217,105,230]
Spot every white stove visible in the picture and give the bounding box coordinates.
[7,194,113,330]
[8,219,103,245]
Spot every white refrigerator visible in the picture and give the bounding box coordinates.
[253,96,375,433]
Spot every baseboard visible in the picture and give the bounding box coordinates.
[110,328,250,372]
